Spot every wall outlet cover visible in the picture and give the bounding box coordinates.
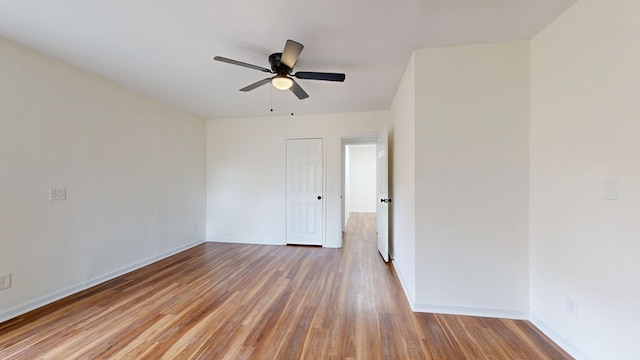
[50,187,67,201]
[0,273,11,290]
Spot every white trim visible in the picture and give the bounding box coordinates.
[0,282,86,325]
[530,313,591,360]
[393,258,528,320]
[207,238,284,246]
[392,259,416,310]
[391,262,582,358]
[412,303,529,320]
[322,243,341,249]
[0,239,205,324]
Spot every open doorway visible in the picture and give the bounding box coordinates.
[340,135,378,242]
[340,132,389,260]
[343,144,377,228]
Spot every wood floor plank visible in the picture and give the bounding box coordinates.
[0,213,573,359]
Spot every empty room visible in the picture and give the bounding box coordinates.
[1,0,638,359]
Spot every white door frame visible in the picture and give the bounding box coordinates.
[285,136,327,246]
[376,128,390,262]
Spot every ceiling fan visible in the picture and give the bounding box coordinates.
[214,40,346,100]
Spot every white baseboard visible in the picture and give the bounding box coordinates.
[207,238,284,246]
[323,244,341,249]
[389,258,583,358]
[0,239,205,324]
[530,313,590,360]
[391,259,416,310]
[0,283,86,324]
[412,303,529,320]
[207,238,343,249]
[390,260,527,320]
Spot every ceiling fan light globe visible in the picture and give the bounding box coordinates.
[271,76,293,90]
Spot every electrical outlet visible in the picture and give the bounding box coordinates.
[0,274,11,290]
[50,187,67,201]
[566,297,578,317]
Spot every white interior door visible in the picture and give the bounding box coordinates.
[376,129,390,262]
[286,138,324,245]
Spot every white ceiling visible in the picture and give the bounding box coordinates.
[0,0,575,119]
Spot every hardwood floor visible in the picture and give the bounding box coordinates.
[0,213,572,359]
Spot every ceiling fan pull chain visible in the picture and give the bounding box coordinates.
[270,86,274,112]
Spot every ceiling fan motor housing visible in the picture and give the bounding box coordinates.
[269,53,291,75]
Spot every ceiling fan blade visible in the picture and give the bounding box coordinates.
[281,40,304,69]
[290,80,309,100]
[240,78,272,92]
[214,56,272,73]
[294,71,346,82]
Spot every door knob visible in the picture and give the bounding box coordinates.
[317,196,322,200]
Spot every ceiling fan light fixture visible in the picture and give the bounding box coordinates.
[271,75,293,90]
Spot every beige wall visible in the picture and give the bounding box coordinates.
[0,37,207,322]
[530,0,640,358]
[206,111,385,248]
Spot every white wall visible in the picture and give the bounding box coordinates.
[346,145,377,214]
[388,53,416,304]
[0,36,207,322]
[206,111,385,248]
[413,41,530,318]
[530,0,640,358]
